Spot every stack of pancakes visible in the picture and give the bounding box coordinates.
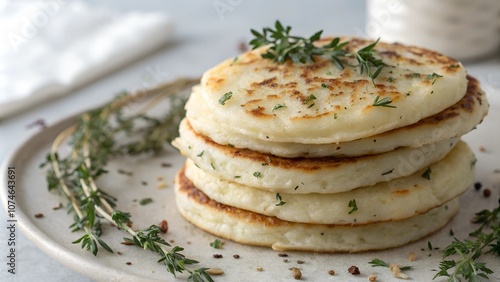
[172,37,489,252]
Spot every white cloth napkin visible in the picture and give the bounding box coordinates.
[0,1,173,119]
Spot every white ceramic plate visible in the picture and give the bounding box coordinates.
[1,92,499,282]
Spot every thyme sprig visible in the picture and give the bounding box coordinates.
[249,20,386,84]
[41,78,213,281]
[434,202,500,281]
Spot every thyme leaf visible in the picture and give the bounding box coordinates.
[348,199,358,214]
[275,193,286,206]
[434,202,500,281]
[249,21,386,84]
[372,95,396,108]
[40,78,213,281]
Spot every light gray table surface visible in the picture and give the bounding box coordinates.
[0,1,498,281]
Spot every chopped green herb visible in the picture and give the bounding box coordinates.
[427,73,443,85]
[321,83,328,88]
[139,198,153,206]
[210,163,216,170]
[421,167,432,180]
[219,91,233,105]
[348,199,358,214]
[249,21,385,83]
[372,95,396,108]
[210,239,224,249]
[197,151,204,157]
[275,193,286,206]
[428,241,433,251]
[326,71,333,75]
[253,171,261,178]
[304,94,317,105]
[333,113,337,119]
[227,143,235,148]
[273,104,287,111]
[307,103,315,108]
[369,258,412,271]
[234,175,241,179]
[387,76,394,83]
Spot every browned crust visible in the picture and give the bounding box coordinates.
[388,75,485,131]
[176,165,451,228]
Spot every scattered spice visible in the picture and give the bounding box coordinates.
[233,254,240,259]
[169,239,175,244]
[408,252,417,262]
[34,213,44,218]
[159,220,168,233]
[238,40,248,53]
[117,251,122,255]
[328,269,335,276]
[348,265,360,275]
[474,182,482,190]
[121,241,134,246]
[291,267,302,280]
[278,253,289,257]
[213,254,223,259]
[283,259,289,263]
[256,267,264,272]
[368,274,377,281]
[52,203,63,210]
[296,260,305,264]
[483,188,491,198]
[157,181,168,189]
[160,162,172,168]
[206,268,225,275]
[141,181,148,186]
[479,146,486,152]
[157,176,164,181]
[126,262,132,265]
[389,264,409,279]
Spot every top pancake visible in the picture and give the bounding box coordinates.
[188,37,467,144]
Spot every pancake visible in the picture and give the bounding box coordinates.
[186,75,487,157]
[174,118,459,194]
[175,169,460,252]
[183,141,474,224]
[187,37,467,145]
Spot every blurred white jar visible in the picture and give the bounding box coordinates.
[366,0,500,61]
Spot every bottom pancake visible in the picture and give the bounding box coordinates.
[174,168,459,253]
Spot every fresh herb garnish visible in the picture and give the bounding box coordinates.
[249,21,386,83]
[434,203,500,281]
[275,193,286,206]
[348,199,358,214]
[197,150,204,157]
[40,78,213,281]
[210,239,224,249]
[421,167,432,180]
[218,91,233,105]
[372,95,396,108]
[427,73,443,85]
[369,258,412,271]
[303,94,317,105]
[273,104,287,111]
[253,171,262,178]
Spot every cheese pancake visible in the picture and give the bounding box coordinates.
[174,118,459,194]
[187,37,467,145]
[175,170,459,252]
[183,141,473,224]
[187,75,487,157]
